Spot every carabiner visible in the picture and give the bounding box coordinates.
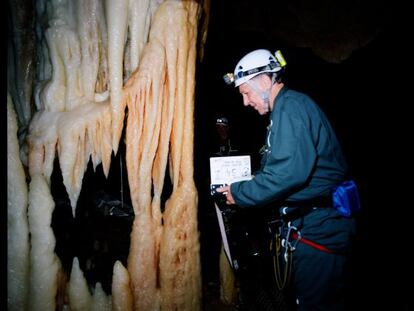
[285,225,301,251]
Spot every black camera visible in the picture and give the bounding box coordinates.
[210,184,228,196]
[210,184,228,206]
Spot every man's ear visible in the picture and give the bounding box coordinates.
[259,74,272,89]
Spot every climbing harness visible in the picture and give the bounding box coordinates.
[269,205,337,290]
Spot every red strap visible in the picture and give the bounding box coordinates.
[291,232,335,254]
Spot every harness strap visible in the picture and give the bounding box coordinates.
[291,232,335,254]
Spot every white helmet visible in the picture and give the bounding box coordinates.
[223,49,286,87]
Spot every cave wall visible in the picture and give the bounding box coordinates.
[7,1,208,310]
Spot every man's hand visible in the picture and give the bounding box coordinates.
[217,185,235,205]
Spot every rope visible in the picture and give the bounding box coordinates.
[272,233,292,290]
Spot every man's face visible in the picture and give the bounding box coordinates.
[239,81,268,115]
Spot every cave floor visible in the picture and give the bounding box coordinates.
[203,280,236,311]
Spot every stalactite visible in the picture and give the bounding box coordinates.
[157,2,202,309]
[8,0,208,310]
[28,102,113,214]
[125,40,165,310]
[124,2,202,309]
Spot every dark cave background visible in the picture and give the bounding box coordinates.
[195,1,412,310]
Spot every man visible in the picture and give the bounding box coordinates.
[213,116,239,156]
[218,49,356,310]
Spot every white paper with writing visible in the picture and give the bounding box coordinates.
[209,155,252,185]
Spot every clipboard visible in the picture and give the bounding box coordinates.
[209,155,252,269]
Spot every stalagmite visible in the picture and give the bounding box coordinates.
[124,1,201,309]
[219,246,237,304]
[112,261,133,311]
[7,95,29,311]
[67,257,93,310]
[9,0,209,310]
[125,41,165,310]
[91,283,112,311]
[27,174,60,311]
[157,2,201,310]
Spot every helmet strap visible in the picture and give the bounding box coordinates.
[261,92,270,113]
[263,73,278,111]
[246,79,270,112]
[246,78,271,113]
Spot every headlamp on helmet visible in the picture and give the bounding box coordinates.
[223,73,235,85]
[216,117,229,126]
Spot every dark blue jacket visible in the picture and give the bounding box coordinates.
[231,87,347,207]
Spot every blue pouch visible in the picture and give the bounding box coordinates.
[331,180,361,217]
